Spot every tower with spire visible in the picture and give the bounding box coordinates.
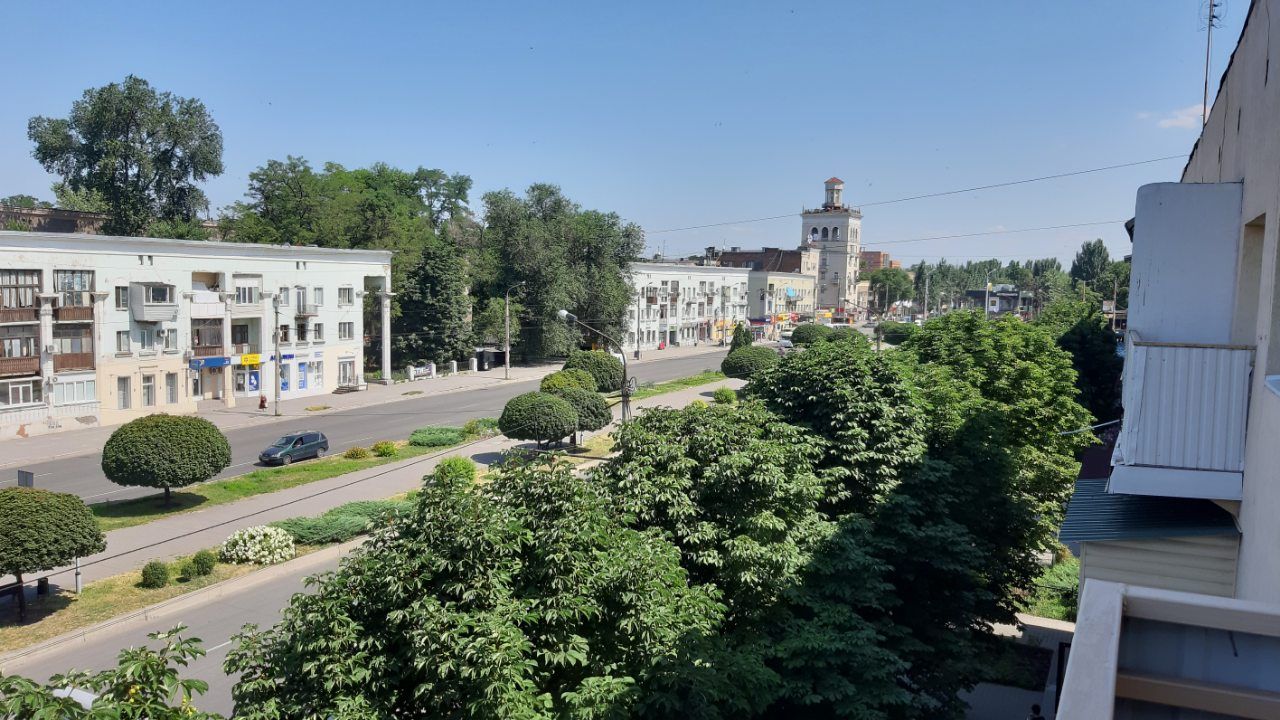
[801,177,862,312]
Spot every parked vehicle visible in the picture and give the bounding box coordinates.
[779,331,794,349]
[259,431,330,465]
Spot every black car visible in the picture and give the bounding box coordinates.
[259,431,329,465]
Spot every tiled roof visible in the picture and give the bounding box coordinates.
[825,177,843,184]
[1059,478,1239,543]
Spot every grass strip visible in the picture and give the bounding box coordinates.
[628,371,727,401]
[92,441,441,532]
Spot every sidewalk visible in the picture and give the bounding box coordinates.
[22,378,742,593]
[0,343,730,471]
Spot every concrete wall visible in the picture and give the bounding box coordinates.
[1180,0,1280,602]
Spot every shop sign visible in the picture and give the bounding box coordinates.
[240,353,261,366]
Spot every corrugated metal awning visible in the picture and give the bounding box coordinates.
[1059,479,1239,543]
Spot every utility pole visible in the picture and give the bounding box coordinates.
[923,272,930,319]
[272,294,282,417]
[1111,277,1119,333]
[504,281,525,380]
[635,287,643,358]
[1203,0,1221,127]
[984,271,992,318]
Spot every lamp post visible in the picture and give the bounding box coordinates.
[504,282,525,380]
[272,293,282,416]
[984,270,994,319]
[557,309,629,421]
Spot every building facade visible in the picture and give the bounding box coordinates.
[627,263,750,352]
[1058,3,1280,716]
[0,231,391,440]
[859,250,891,272]
[803,178,862,312]
[747,270,817,338]
[715,245,819,275]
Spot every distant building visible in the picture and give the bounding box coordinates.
[804,178,862,312]
[860,250,892,271]
[626,263,750,351]
[963,284,1032,317]
[888,260,902,269]
[0,204,221,237]
[747,270,816,338]
[714,245,819,275]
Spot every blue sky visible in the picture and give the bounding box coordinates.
[0,1,1245,265]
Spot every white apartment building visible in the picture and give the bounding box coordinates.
[0,231,391,440]
[1058,2,1280,716]
[747,270,816,338]
[626,263,750,352]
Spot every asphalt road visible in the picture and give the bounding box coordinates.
[5,553,341,717]
[15,351,728,502]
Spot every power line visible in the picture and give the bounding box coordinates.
[646,155,1183,235]
[862,219,1127,248]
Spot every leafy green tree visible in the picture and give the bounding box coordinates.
[864,267,914,314]
[0,625,222,718]
[788,323,831,346]
[540,368,598,393]
[1069,238,1111,288]
[28,75,223,236]
[498,391,579,447]
[1035,300,1123,421]
[472,184,643,359]
[549,386,612,438]
[0,194,51,208]
[729,323,753,351]
[0,488,105,621]
[226,457,724,719]
[51,182,109,213]
[471,296,524,349]
[563,350,624,392]
[720,345,778,379]
[395,236,471,365]
[101,415,231,504]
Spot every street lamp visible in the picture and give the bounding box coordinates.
[557,309,630,421]
[504,282,525,380]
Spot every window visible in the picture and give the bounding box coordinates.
[280,364,291,392]
[821,227,829,240]
[53,379,96,406]
[116,331,131,353]
[235,285,260,304]
[191,320,222,349]
[232,324,250,345]
[166,372,177,404]
[312,323,324,341]
[298,361,308,390]
[339,287,354,305]
[277,288,289,306]
[0,270,40,309]
[295,322,309,342]
[312,361,324,389]
[163,329,177,350]
[0,326,38,358]
[52,325,91,354]
[139,328,154,351]
[279,324,291,343]
[146,285,173,304]
[0,378,41,407]
[295,287,307,308]
[832,227,840,239]
[339,322,354,340]
[313,287,324,306]
[142,375,156,407]
[54,270,93,306]
[117,376,131,409]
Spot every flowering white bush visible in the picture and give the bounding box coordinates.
[220,525,295,565]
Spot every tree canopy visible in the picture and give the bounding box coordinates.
[0,487,105,621]
[101,414,232,504]
[28,75,223,236]
[1069,238,1111,288]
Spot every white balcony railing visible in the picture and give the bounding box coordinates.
[1112,334,1253,500]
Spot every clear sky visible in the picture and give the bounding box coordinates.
[0,1,1246,265]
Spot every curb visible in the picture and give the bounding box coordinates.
[0,538,364,672]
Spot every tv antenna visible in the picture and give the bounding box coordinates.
[1200,0,1224,126]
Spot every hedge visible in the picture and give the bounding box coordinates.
[409,426,467,448]
[101,414,232,503]
[878,321,918,345]
[789,323,832,346]
[498,391,579,445]
[721,346,780,380]
[563,350,624,393]
[540,368,598,393]
[550,387,613,433]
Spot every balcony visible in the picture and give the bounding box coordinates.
[1112,336,1253,501]
[231,342,260,355]
[54,305,93,322]
[0,356,39,376]
[130,284,179,323]
[295,304,319,318]
[193,345,224,358]
[0,308,38,324]
[53,352,94,371]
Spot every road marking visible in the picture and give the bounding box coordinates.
[207,640,233,652]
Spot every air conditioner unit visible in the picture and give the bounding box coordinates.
[183,350,194,360]
[44,344,55,354]
[155,329,167,338]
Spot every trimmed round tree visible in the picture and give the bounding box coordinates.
[721,346,780,380]
[550,387,613,442]
[498,391,579,447]
[540,368,598,394]
[101,414,232,505]
[790,323,832,346]
[729,323,753,351]
[0,487,105,621]
[563,350,624,392]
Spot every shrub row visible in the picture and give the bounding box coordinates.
[137,549,218,589]
[272,499,408,545]
[409,426,467,448]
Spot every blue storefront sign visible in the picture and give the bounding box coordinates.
[269,354,295,361]
[188,356,231,370]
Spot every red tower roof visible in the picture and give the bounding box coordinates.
[825,177,843,184]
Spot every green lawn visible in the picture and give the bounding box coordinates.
[628,371,727,401]
[92,441,442,532]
